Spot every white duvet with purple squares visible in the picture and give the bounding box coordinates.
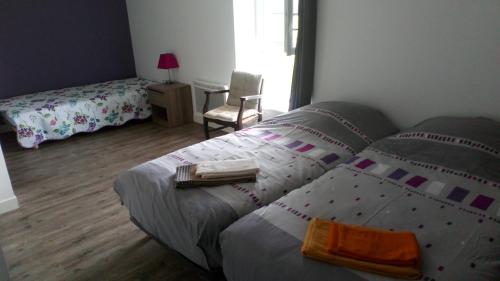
[114,102,398,269]
[0,78,155,148]
[221,116,500,281]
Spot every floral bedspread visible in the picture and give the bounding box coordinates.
[0,78,155,148]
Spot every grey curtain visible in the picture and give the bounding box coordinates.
[289,0,318,111]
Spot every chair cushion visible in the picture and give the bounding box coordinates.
[226,71,263,109]
[204,105,258,122]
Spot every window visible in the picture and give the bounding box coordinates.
[233,0,298,112]
[284,0,299,56]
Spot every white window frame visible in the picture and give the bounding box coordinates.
[284,0,298,56]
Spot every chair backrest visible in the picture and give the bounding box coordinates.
[226,70,263,109]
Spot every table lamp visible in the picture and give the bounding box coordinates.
[157,53,179,84]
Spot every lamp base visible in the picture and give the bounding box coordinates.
[163,69,175,85]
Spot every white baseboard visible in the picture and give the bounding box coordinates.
[0,196,19,215]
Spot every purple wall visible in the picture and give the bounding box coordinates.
[0,0,136,99]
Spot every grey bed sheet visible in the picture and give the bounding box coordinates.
[221,117,500,281]
[114,102,398,269]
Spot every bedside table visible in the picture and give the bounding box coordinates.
[147,83,193,127]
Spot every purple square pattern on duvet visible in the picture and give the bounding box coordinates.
[355,159,375,169]
[406,176,428,188]
[321,153,340,165]
[446,187,470,203]
[470,195,495,210]
[296,144,315,153]
[388,168,408,180]
[285,140,303,149]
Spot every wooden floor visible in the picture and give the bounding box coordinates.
[0,120,225,281]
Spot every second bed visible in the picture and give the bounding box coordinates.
[221,116,500,281]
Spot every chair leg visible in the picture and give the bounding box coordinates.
[203,118,210,139]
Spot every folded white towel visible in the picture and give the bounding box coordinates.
[195,159,259,179]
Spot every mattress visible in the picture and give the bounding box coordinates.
[0,78,155,148]
[114,102,398,269]
[220,117,500,281]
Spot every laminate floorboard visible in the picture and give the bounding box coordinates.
[0,120,225,281]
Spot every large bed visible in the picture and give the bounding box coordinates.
[220,116,500,281]
[0,77,155,148]
[114,102,398,269]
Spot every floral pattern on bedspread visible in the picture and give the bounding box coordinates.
[0,78,155,148]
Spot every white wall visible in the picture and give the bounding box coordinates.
[314,0,500,128]
[126,0,236,88]
[0,144,17,215]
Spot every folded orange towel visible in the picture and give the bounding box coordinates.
[301,218,422,280]
[326,222,420,266]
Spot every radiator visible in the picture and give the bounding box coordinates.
[192,79,228,115]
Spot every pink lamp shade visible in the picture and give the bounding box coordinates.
[157,53,179,69]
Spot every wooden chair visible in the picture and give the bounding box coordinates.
[203,71,263,139]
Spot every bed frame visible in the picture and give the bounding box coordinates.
[129,216,224,281]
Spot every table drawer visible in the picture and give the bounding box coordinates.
[147,89,168,106]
